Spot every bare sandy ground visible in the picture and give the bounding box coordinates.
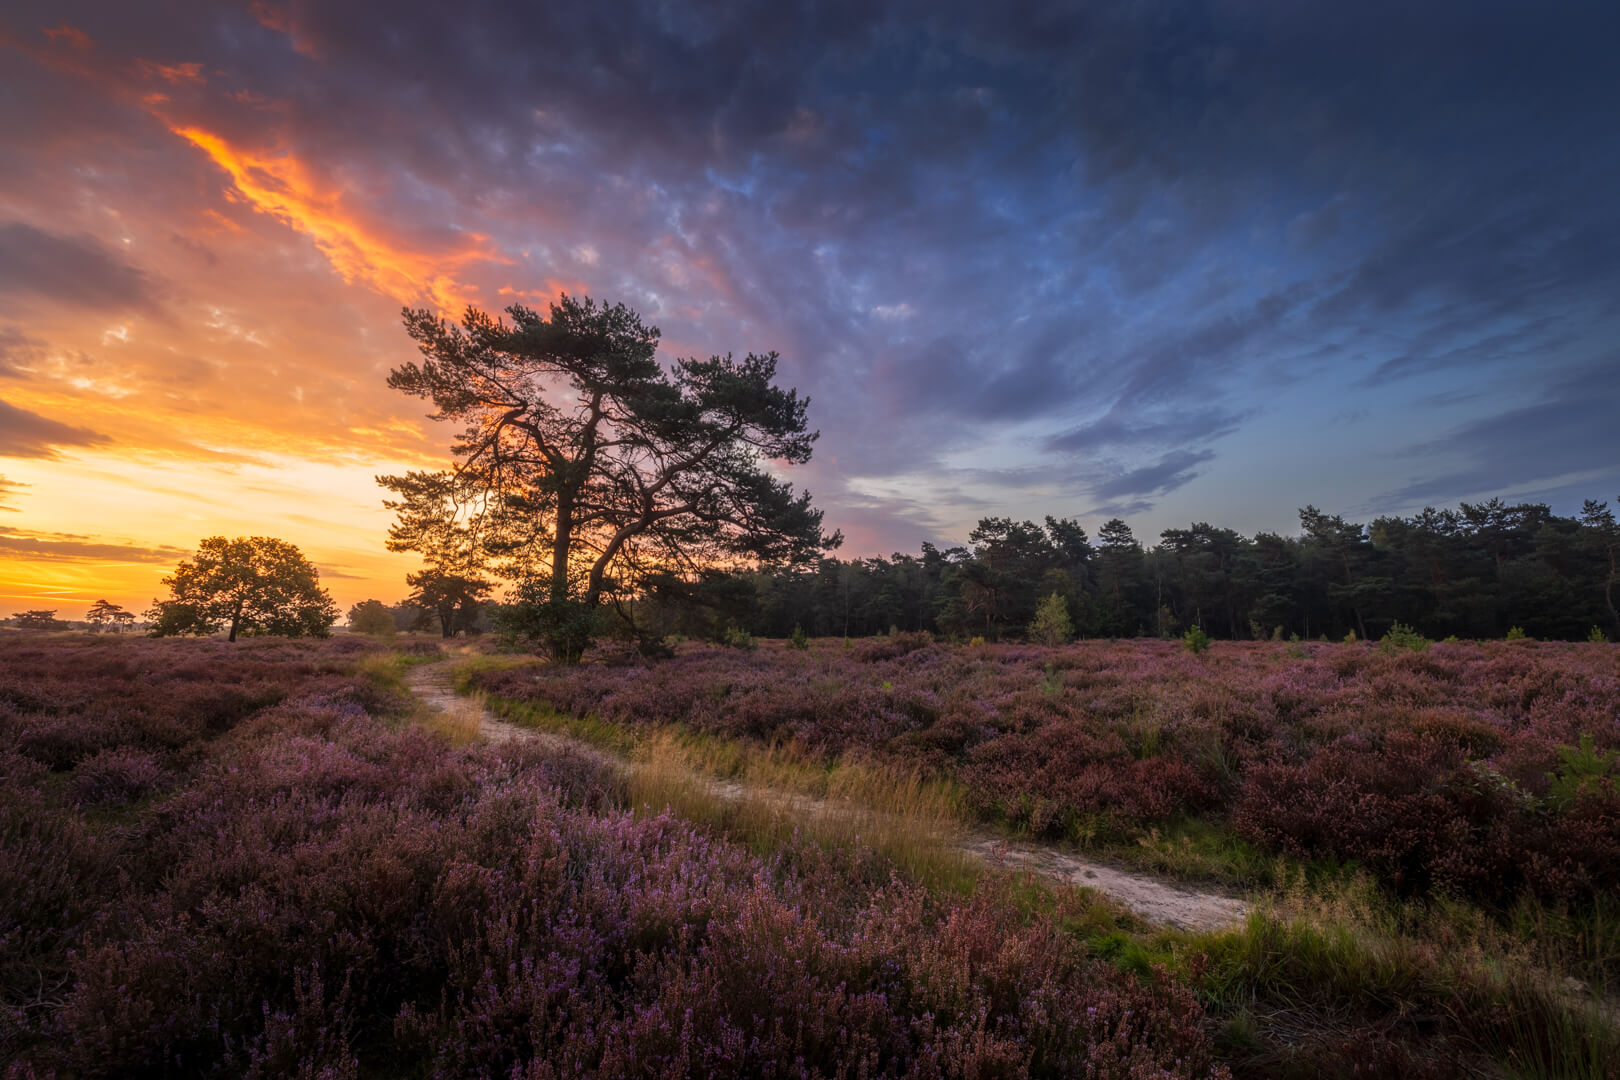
[405,659,1249,932]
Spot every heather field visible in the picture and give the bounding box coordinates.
[474,636,1620,910]
[0,634,1221,1078]
[5,632,1619,1078]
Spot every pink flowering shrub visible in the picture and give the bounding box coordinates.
[477,638,1620,902]
[0,635,1225,1078]
[69,747,167,804]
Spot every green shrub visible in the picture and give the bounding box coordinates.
[1379,621,1429,652]
[1546,734,1615,810]
[1182,627,1210,655]
[788,624,810,650]
[1589,626,1609,644]
[1507,625,1528,640]
[721,624,757,651]
[1028,592,1073,647]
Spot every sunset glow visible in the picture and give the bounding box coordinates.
[2,3,1617,620]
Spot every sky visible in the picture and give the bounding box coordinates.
[2,1,1618,619]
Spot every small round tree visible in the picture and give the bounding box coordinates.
[347,599,396,637]
[147,537,339,641]
[1028,592,1073,646]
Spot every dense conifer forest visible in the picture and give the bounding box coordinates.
[643,498,1620,644]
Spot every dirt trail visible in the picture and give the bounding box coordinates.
[405,659,1250,933]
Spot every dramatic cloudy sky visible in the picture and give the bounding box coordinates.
[2,1,1617,616]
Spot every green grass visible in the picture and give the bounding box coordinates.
[351,648,442,697]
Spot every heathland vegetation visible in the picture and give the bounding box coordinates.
[0,634,1228,1078]
[5,631,1616,1076]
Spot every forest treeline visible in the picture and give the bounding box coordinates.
[635,497,1620,644]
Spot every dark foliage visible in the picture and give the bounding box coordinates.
[723,497,1620,644]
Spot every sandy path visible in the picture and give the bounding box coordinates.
[405,660,1249,932]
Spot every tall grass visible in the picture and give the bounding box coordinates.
[482,691,981,894]
[625,731,981,894]
[1185,885,1620,1078]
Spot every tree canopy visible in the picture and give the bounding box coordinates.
[148,537,339,642]
[382,295,837,659]
[85,599,134,633]
[725,496,1620,645]
[347,599,396,637]
[10,609,61,631]
[406,569,491,639]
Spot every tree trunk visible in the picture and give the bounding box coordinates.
[1341,551,1368,641]
[1606,543,1619,633]
[551,494,574,605]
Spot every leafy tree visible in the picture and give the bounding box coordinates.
[347,599,396,636]
[147,537,339,641]
[627,568,756,651]
[10,609,61,630]
[84,599,134,633]
[407,569,492,639]
[1028,591,1073,646]
[383,295,836,660]
[390,600,428,632]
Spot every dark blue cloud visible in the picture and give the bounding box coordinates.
[1377,352,1620,509]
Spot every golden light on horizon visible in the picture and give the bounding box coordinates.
[0,25,557,621]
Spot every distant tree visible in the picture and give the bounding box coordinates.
[347,599,396,636]
[1298,506,1382,642]
[1028,591,1073,646]
[407,569,492,638]
[1095,518,1147,635]
[1580,499,1620,636]
[11,609,61,630]
[147,537,339,641]
[382,294,837,661]
[85,599,132,633]
[390,600,428,633]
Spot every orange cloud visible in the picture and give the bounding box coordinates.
[41,24,92,49]
[137,59,206,84]
[248,2,320,60]
[496,279,590,306]
[171,125,502,312]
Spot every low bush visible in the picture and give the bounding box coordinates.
[472,638,1620,907]
[0,635,1227,1077]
